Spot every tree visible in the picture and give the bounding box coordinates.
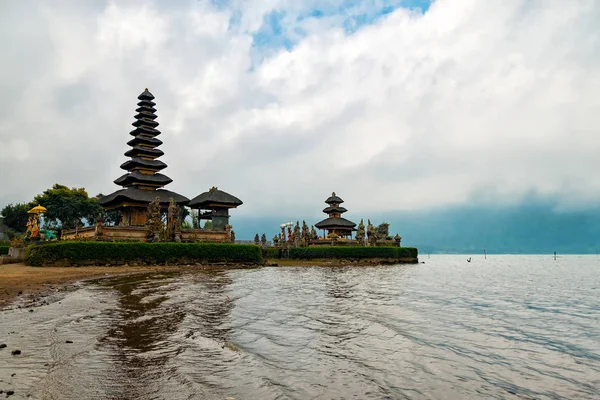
[254,233,260,245]
[32,184,102,230]
[189,210,200,229]
[261,233,267,246]
[203,220,212,230]
[179,207,190,228]
[1,203,30,233]
[311,225,319,240]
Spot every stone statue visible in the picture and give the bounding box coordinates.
[225,224,234,242]
[94,213,104,237]
[26,214,40,239]
[293,221,301,247]
[394,233,402,247]
[146,197,163,242]
[356,219,366,245]
[301,221,310,246]
[367,219,376,246]
[166,198,181,242]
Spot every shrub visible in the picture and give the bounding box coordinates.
[288,246,418,260]
[0,245,9,255]
[263,247,283,259]
[25,241,262,267]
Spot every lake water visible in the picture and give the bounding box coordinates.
[1,255,599,399]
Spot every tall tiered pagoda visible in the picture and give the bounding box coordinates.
[315,192,356,238]
[98,89,189,226]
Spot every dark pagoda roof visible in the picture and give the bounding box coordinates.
[138,90,155,100]
[325,192,344,204]
[315,217,356,229]
[129,126,161,137]
[120,157,167,171]
[125,146,164,158]
[323,206,348,214]
[127,136,163,147]
[134,111,158,120]
[98,187,189,208]
[188,187,243,209]
[114,171,173,187]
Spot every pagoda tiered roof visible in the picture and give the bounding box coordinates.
[188,187,243,209]
[315,192,356,232]
[98,89,189,208]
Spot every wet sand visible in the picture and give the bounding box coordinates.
[0,259,411,308]
[0,263,183,308]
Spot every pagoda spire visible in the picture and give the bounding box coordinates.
[114,89,173,191]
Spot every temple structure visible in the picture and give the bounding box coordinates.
[62,89,243,242]
[315,192,356,239]
[97,89,189,226]
[188,187,243,231]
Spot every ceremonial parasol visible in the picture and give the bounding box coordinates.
[28,204,47,214]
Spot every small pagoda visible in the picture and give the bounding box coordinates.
[188,187,243,231]
[97,89,189,226]
[315,192,356,239]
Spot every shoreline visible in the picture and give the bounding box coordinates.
[0,263,194,309]
[0,259,417,309]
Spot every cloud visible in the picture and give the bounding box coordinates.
[0,0,599,219]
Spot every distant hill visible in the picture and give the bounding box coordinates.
[233,202,600,254]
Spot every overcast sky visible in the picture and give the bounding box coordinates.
[1,0,599,217]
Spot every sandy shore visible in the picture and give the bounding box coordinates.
[0,263,185,309]
[0,259,411,308]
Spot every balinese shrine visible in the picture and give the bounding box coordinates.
[62,89,242,242]
[315,192,356,239]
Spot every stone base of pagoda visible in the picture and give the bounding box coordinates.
[61,226,231,243]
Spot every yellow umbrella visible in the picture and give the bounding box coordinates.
[28,204,47,214]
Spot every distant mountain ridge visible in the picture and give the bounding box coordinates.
[233,202,600,254]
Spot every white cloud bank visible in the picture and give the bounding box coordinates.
[0,0,599,216]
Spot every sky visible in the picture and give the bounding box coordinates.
[1,0,599,239]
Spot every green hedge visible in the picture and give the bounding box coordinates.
[25,241,262,267]
[0,245,9,255]
[279,246,417,260]
[263,247,283,259]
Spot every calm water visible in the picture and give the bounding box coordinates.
[1,255,599,399]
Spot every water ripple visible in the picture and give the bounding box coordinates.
[1,256,599,399]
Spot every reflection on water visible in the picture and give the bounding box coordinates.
[1,256,599,399]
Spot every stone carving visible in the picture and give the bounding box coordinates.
[356,219,366,245]
[394,233,402,247]
[367,219,376,246]
[26,214,40,239]
[293,221,301,247]
[146,197,163,242]
[166,198,181,242]
[301,221,310,246]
